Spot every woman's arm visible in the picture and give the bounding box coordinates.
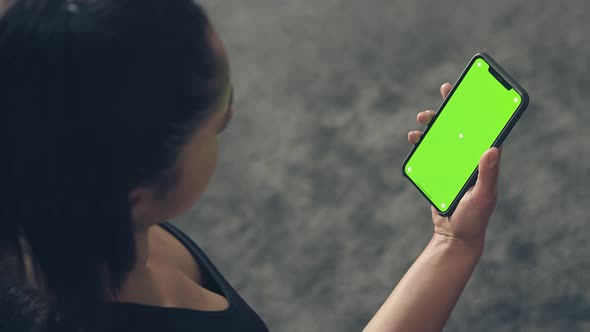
[363,234,484,332]
[364,83,502,332]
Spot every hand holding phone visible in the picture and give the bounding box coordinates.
[403,53,529,217]
[407,82,504,248]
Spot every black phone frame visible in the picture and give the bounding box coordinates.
[401,52,530,217]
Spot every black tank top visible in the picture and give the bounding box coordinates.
[103,221,270,332]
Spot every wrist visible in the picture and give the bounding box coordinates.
[430,232,485,260]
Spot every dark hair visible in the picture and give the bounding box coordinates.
[0,0,224,330]
[0,276,46,332]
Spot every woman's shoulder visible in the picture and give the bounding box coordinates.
[108,221,230,312]
[148,222,205,286]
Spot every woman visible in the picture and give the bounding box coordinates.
[0,0,502,331]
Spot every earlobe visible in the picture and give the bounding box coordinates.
[128,189,142,206]
[128,188,149,222]
[127,186,165,228]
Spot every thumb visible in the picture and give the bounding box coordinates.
[471,147,501,212]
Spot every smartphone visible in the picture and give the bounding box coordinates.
[402,52,529,216]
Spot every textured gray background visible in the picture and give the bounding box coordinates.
[171,1,590,331]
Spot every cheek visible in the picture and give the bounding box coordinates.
[200,139,219,185]
[187,138,219,202]
[168,137,219,216]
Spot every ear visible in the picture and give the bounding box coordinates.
[128,187,152,225]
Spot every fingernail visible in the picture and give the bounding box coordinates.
[488,149,499,168]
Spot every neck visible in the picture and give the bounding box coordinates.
[102,222,155,302]
[133,224,151,268]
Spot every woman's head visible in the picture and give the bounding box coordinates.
[127,13,234,231]
[0,0,232,328]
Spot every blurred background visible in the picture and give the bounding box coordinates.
[172,1,590,331]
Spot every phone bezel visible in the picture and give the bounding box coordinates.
[401,52,530,217]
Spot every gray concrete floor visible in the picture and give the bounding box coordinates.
[172,1,590,331]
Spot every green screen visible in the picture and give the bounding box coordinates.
[405,57,522,213]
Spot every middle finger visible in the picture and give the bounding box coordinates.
[417,110,436,125]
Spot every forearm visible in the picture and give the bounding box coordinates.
[363,233,484,332]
